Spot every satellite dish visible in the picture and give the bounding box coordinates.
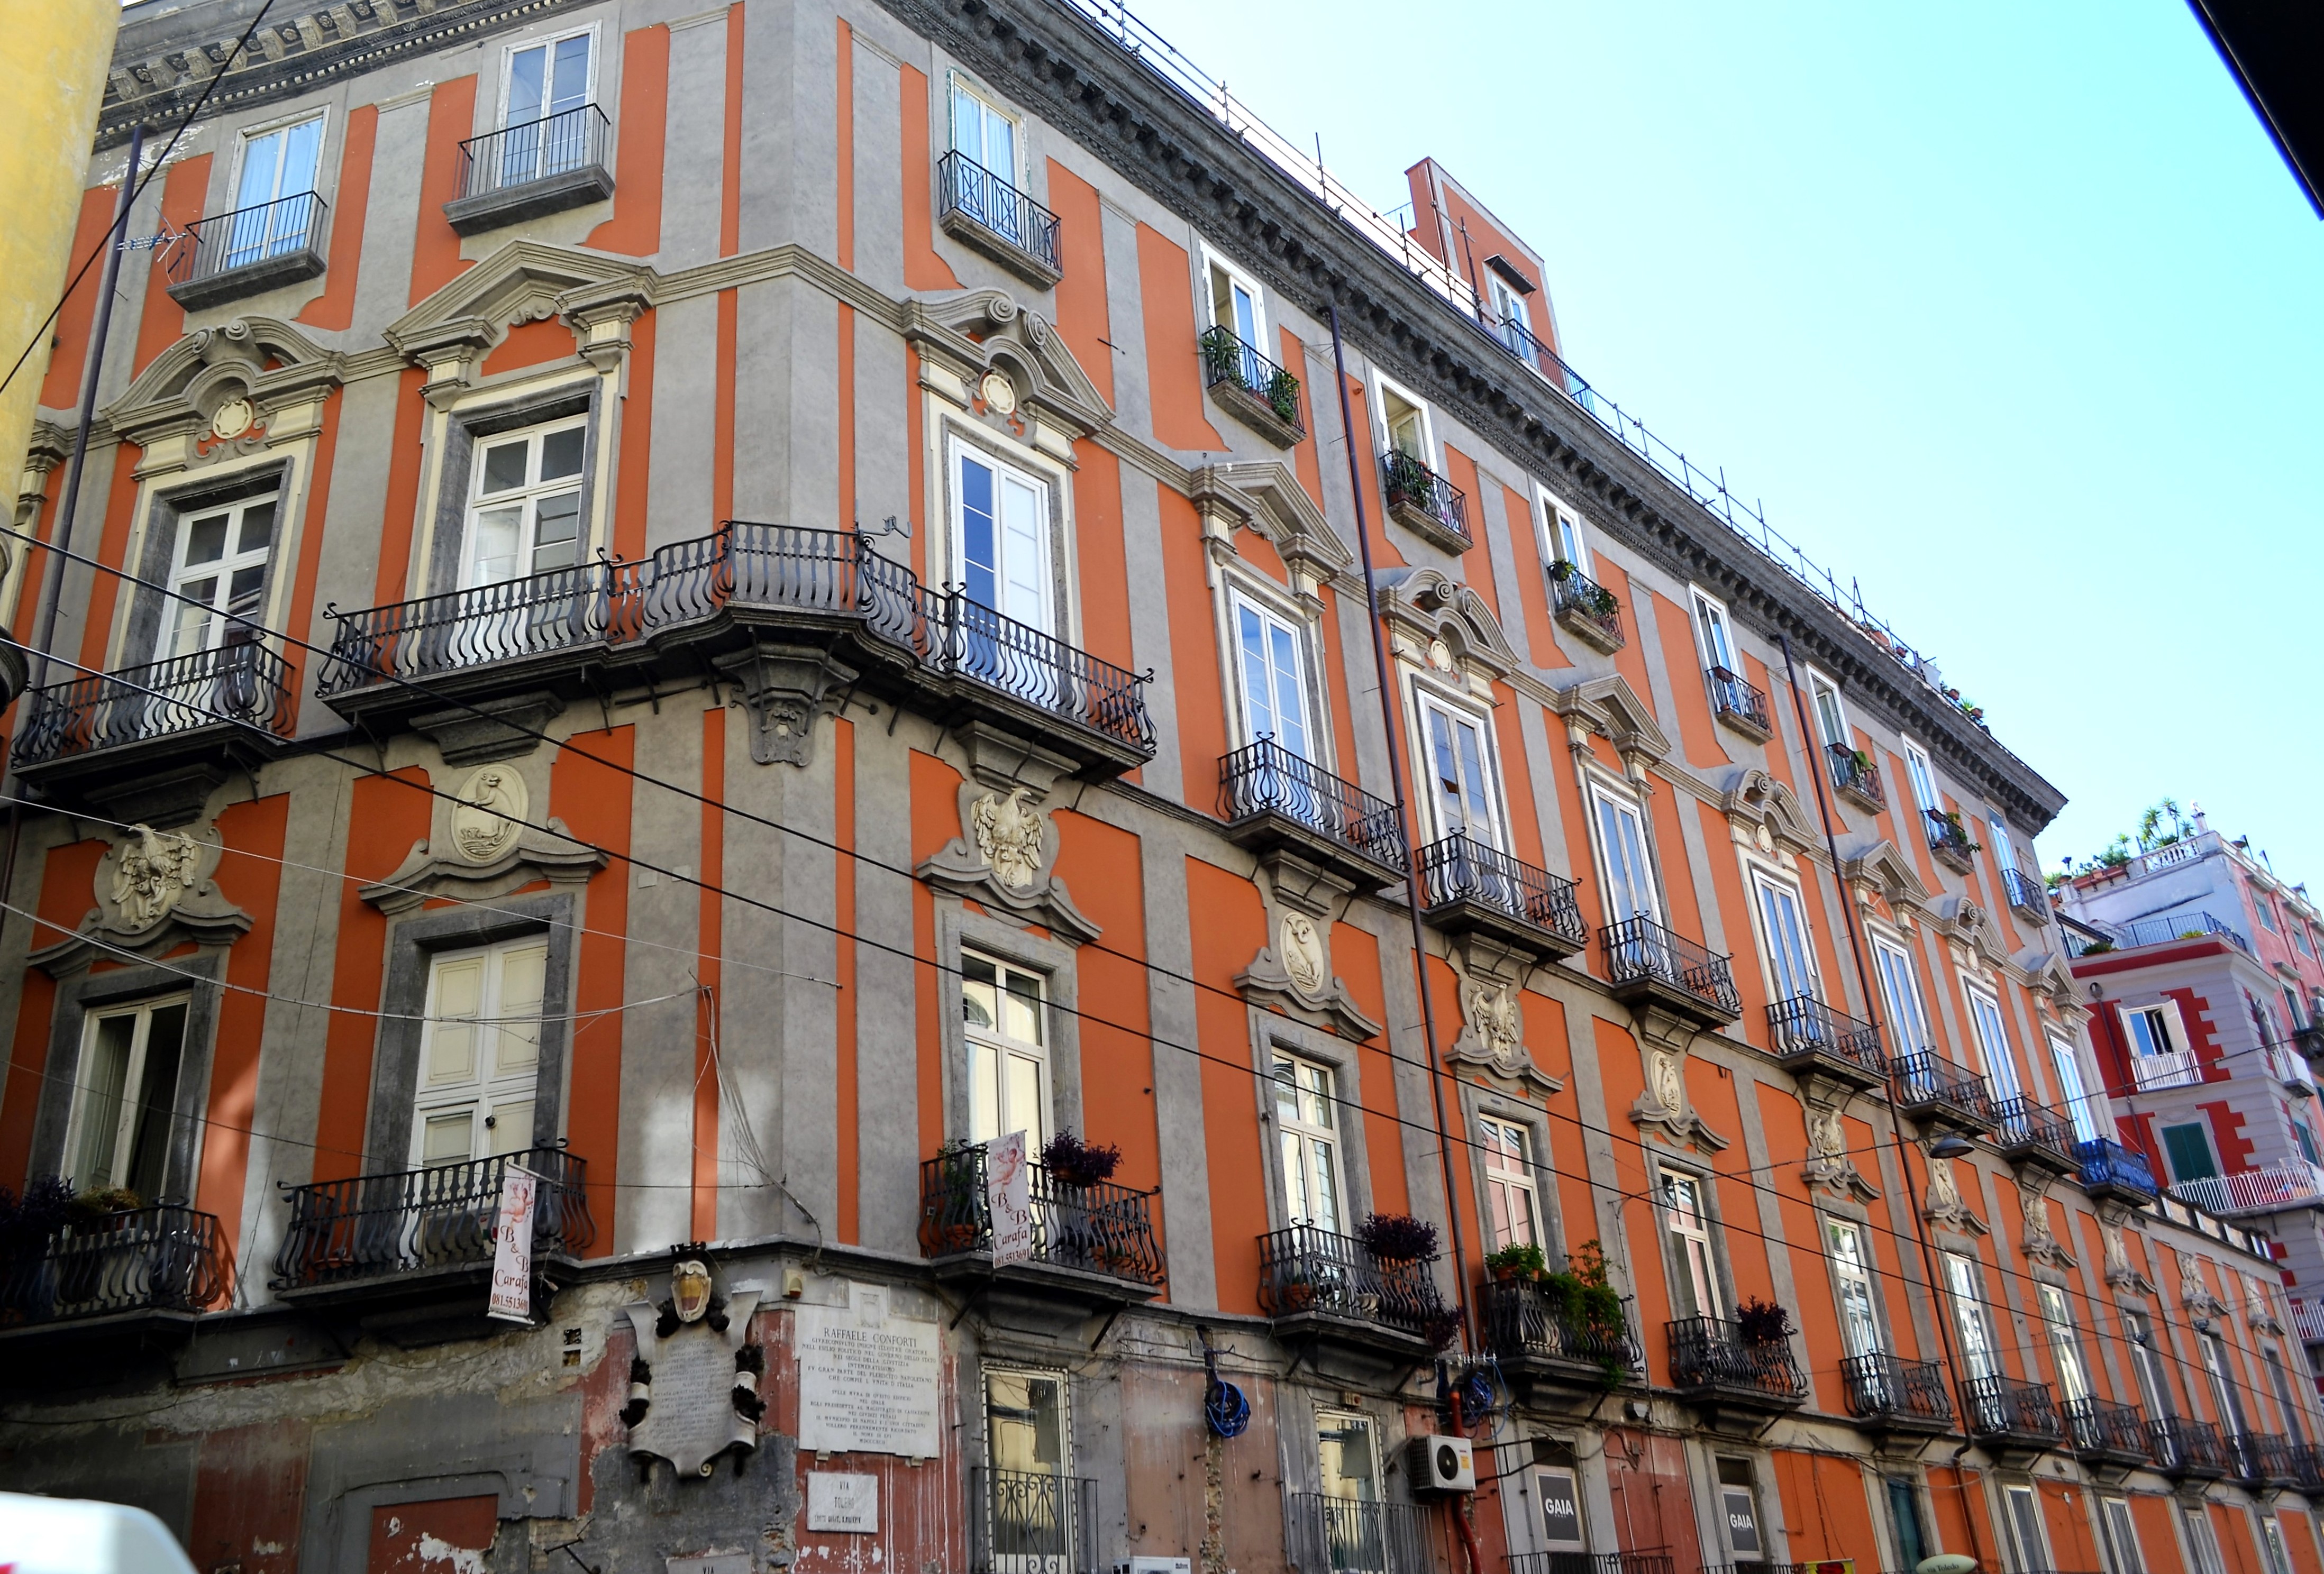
[1916,1557,1978,1574]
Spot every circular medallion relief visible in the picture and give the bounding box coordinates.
[979,371,1018,415]
[451,765,527,864]
[1426,638,1456,674]
[209,397,255,442]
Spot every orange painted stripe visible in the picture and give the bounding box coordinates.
[409,77,477,305]
[586,24,670,255]
[133,155,211,378]
[836,19,854,271]
[1135,223,1228,451]
[298,105,376,331]
[40,189,116,410]
[1048,162,1113,404]
[314,770,434,1180]
[899,65,961,290]
[692,706,724,1241]
[196,793,290,1264]
[613,308,655,564]
[554,726,634,1253]
[0,840,107,1187]
[280,386,344,728]
[834,715,858,1243]
[372,367,428,605]
[1282,327,1323,509]
[10,466,63,647]
[721,5,743,258]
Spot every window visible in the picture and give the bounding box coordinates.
[1209,255,1265,351]
[1591,785,1658,924]
[225,114,324,267]
[2200,1329,2250,1440]
[165,492,276,658]
[2049,1036,2103,1142]
[950,78,1017,181]
[2265,1345,2309,1447]
[2126,1002,2185,1060]
[412,937,546,1165]
[1691,589,1739,674]
[1418,689,1501,848]
[2098,1496,2144,1574]
[1886,1480,1928,1574]
[1806,670,1848,753]
[499,29,596,185]
[2002,1485,2049,1574]
[2286,987,2310,1031]
[1826,1219,1882,1358]
[2257,891,2281,934]
[952,443,1053,634]
[1901,740,1940,816]
[2298,1119,2320,1168]
[464,418,586,589]
[1873,938,1933,1055]
[1963,983,2022,1101]
[1317,1408,1378,1502]
[1751,873,1818,1005]
[1988,813,2018,878]
[2182,1508,2227,1574]
[2162,1121,2218,1184]
[1273,1053,1344,1233]
[1488,273,1530,356]
[1479,1117,1540,1250]
[1659,1169,1720,1320]
[63,998,190,1197]
[2038,1282,2091,1402]
[1532,1440,1587,1553]
[1541,492,1588,573]
[1378,382,1430,462]
[1944,1251,1999,1379]
[1715,1458,1763,1564]
[983,1366,1071,1573]
[2296,924,2316,959]
[2124,1310,2177,1420]
[1231,592,1313,759]
[2261,1516,2295,1574]
[964,953,1049,1149]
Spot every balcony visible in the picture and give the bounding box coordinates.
[2234,1430,2300,1489]
[2064,1396,2152,1471]
[2074,1138,2159,1205]
[2294,1302,2324,1346]
[917,1146,1164,1314]
[1546,562,1625,654]
[9,642,296,823]
[2149,1415,2231,1480]
[2171,1159,2324,1218]
[1826,745,1885,816]
[1380,449,1470,554]
[1600,918,1742,1027]
[1706,666,1772,742]
[1991,1094,2080,1176]
[1482,1276,1642,1402]
[1419,833,1587,962]
[1926,810,1976,875]
[1889,1051,1994,1135]
[274,1147,593,1342]
[1199,325,1305,446]
[1765,995,1886,1091]
[1961,1374,2062,1454]
[165,191,327,310]
[2294,1442,2324,1494]
[2268,1041,2316,1094]
[1838,1351,1955,1436]
[1287,1493,1448,1574]
[970,1467,1097,1574]
[937,150,1062,287]
[2296,1022,2324,1064]
[444,104,614,234]
[0,1203,231,1355]
[1665,1316,1808,1420]
[2130,1048,2204,1091]
[2002,866,2050,922]
[1508,1553,1674,1574]
[321,524,1156,778]
[1257,1223,1448,1364]
[1218,738,1407,895]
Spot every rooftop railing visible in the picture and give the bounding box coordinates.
[1418,832,1586,946]
[917,1146,1165,1286]
[1546,561,1624,647]
[2171,1160,2324,1218]
[1765,995,1885,1077]
[2064,910,2251,957]
[938,150,1062,276]
[167,190,326,288]
[1218,737,1406,873]
[10,640,296,768]
[458,104,609,200]
[0,1203,232,1325]
[1256,1223,1444,1339]
[1706,666,1770,734]
[1601,917,1741,1016]
[970,1467,1098,1574]
[274,1146,593,1289]
[2292,1301,2324,1344]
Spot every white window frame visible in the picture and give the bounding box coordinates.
[1372,371,1434,465]
[2002,1483,2050,1574]
[1689,584,1740,676]
[1944,1250,2000,1379]
[1901,737,1941,816]
[1961,978,2022,1101]
[409,935,549,1167]
[1226,583,1318,760]
[2125,1308,2176,1419]
[2126,1000,2190,1060]
[462,414,590,589]
[2182,1507,2228,1574]
[1747,866,1820,1006]
[1588,777,1661,926]
[1871,930,1934,1056]
[226,108,330,235]
[1478,1115,1542,1251]
[1410,680,1506,850]
[2038,1281,2092,1402]
[497,22,600,129]
[947,72,1021,183]
[983,1362,1071,1475]
[963,949,1052,1150]
[1804,665,1849,754]
[164,490,280,660]
[1315,1407,1381,1503]
[2099,1496,2145,1574]
[1273,1050,1346,1234]
[61,994,194,1196]
[1538,487,1589,574]
[1488,272,1531,354]
[1658,1167,1721,1321]
[2259,1516,2295,1574]
[946,434,1059,637]
[2048,1033,2103,1142]
[1201,246,1268,353]
[1826,1218,1883,1357]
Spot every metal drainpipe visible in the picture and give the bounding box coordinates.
[1777,631,1990,1569]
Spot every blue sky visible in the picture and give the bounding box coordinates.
[1127,0,2324,883]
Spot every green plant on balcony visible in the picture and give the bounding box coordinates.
[1355,1211,1438,1263]
[1540,1239,1627,1381]
[1264,367,1301,426]
[1485,1241,1546,1281]
[1848,747,1873,774]
[1734,1296,1796,1346]
[1935,810,1983,855]
[1198,330,1241,386]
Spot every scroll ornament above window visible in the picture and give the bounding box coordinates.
[30,822,249,975]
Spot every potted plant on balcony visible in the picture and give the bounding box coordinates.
[1540,1239,1628,1379]
[922,1138,987,1255]
[1848,747,1874,775]
[1734,1296,1795,1346]
[1265,368,1302,427]
[1356,1212,1438,1264]
[1040,1131,1121,1188]
[1485,1241,1546,1282]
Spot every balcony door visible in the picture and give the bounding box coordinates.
[1692,589,1738,676]
[2200,1331,2251,1443]
[225,116,323,268]
[1273,1053,1344,1236]
[1963,983,2022,1102]
[411,937,546,1166]
[1478,1117,1539,1249]
[963,953,1051,1152]
[500,29,594,185]
[984,1368,1070,1574]
[2002,1485,2049,1574]
[1943,1251,1999,1381]
[63,997,190,1201]
[1826,1220,1882,1359]
[1592,788,1658,924]
[952,445,1058,704]
[1211,260,1264,352]
[1659,1169,1720,1322]
[1873,938,1933,1056]
[459,419,588,663]
[2124,1310,2177,1421]
[2038,1283,2091,1404]
[1419,691,1499,850]
[1316,1410,1386,1574]
[1752,873,1818,1007]
[1233,593,1313,762]
[165,495,277,662]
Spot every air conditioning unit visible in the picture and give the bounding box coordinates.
[1113,1560,1191,1574]
[1406,1434,1475,1494]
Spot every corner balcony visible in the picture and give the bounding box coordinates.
[2074,1139,2158,1206]
[1991,1094,2080,1176]
[1889,1050,1994,1136]
[1481,1276,1642,1403]
[1826,744,1885,816]
[1217,738,1407,895]
[1664,1315,1808,1422]
[1765,994,1886,1092]
[1961,1374,2062,1456]
[9,642,295,825]
[274,1147,593,1344]
[1199,325,1305,446]
[2149,1415,2230,1480]
[2065,1396,2153,1472]
[917,1146,1164,1322]
[1419,832,1587,963]
[2268,1041,2317,1094]
[320,524,1156,779]
[1600,918,1742,1027]
[2130,1047,2203,1091]
[1839,1351,1955,1438]
[165,191,327,310]
[444,104,613,234]
[937,150,1062,287]
[1257,1223,1448,1367]
[2293,1442,2324,1494]
[0,1203,232,1357]
[1546,561,1625,654]
[2171,1159,2324,1218]
[2002,865,2051,922]
[1380,449,1470,554]
[1706,666,1772,742]
[1926,810,1976,875]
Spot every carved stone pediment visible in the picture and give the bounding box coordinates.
[1443,949,1557,1095]
[386,240,657,407]
[361,762,606,915]
[104,315,344,450]
[1935,894,2009,967]
[918,779,1098,945]
[1804,1105,1879,1202]
[2018,1179,2075,1269]
[904,289,1114,442]
[1842,837,1932,919]
[1921,1150,1987,1238]
[1721,770,1822,857]
[1374,567,1520,684]
[1549,674,1671,770]
[1629,1031,1729,1154]
[31,821,251,975]
[1236,904,1379,1041]
[1190,462,1354,598]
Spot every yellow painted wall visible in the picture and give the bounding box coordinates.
[0,0,120,490]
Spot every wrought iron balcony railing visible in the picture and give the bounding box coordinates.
[1288,1492,1445,1574]
[2171,1159,2324,1218]
[2002,865,2049,918]
[938,150,1063,276]
[2064,1395,2151,1461]
[970,1467,1098,1574]
[1889,1050,1993,1126]
[459,104,610,200]
[274,1146,594,1289]
[1600,918,1742,1016]
[1418,833,1586,946]
[1665,1315,1808,1401]
[2074,1138,2159,1203]
[1380,449,1469,547]
[1992,1094,2079,1167]
[1218,738,1406,873]
[167,191,327,290]
[917,1147,1165,1287]
[1507,1552,1675,1574]
[1839,1351,1954,1428]
[10,640,296,768]
[2293,1441,2324,1493]
[1961,1374,2062,1444]
[1257,1223,1444,1338]
[2149,1415,2231,1477]
[0,1203,232,1326]
[1198,325,1303,432]
[1706,665,1771,735]
[1827,744,1885,808]
[1765,995,1885,1077]
[2234,1430,2299,1486]
[1926,809,1975,863]
[1546,561,1624,648]
[1481,1276,1641,1377]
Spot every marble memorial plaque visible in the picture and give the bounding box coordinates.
[796,1284,942,1458]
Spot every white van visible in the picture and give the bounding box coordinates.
[0,1493,199,1574]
